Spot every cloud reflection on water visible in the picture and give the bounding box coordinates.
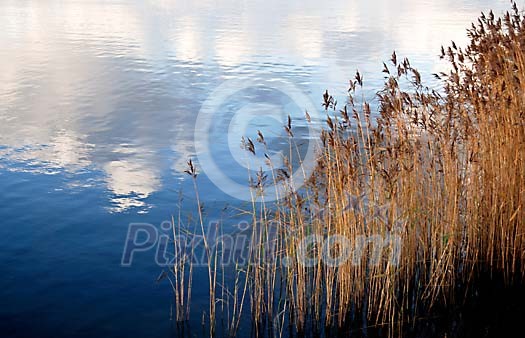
[0,0,510,212]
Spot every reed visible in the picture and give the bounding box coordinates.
[173,3,525,337]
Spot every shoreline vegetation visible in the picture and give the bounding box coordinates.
[169,3,524,337]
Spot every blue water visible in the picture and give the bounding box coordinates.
[0,0,515,337]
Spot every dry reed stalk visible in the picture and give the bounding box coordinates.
[171,3,525,337]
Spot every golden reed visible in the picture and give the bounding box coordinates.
[174,3,525,337]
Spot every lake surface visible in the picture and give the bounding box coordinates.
[0,0,513,337]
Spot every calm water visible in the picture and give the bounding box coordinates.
[0,0,514,337]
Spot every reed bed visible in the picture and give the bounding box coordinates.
[172,4,525,337]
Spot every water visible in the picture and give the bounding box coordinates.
[0,0,515,337]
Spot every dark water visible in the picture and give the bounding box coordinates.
[0,0,516,337]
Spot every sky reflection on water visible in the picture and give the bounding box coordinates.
[0,1,516,336]
[1,0,511,211]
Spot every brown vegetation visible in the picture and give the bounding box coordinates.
[173,3,525,337]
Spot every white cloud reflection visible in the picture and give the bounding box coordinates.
[0,0,513,213]
[103,159,161,213]
[0,130,92,173]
